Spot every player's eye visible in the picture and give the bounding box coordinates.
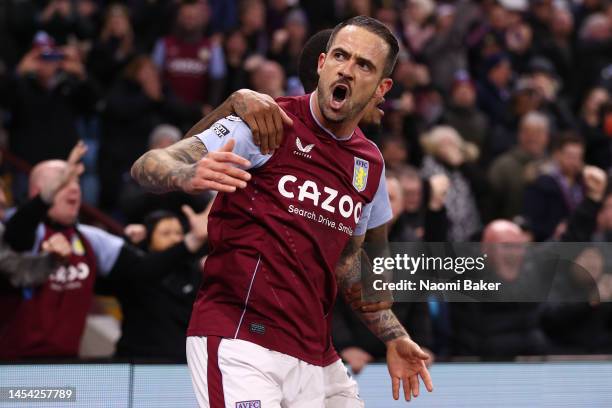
[358,61,371,72]
[334,52,346,61]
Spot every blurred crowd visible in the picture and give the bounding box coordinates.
[1,0,612,367]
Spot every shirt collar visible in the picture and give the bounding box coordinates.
[309,93,354,141]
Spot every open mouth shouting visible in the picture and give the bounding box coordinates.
[330,82,350,111]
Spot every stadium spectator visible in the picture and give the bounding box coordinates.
[250,59,285,98]
[453,165,607,357]
[488,111,550,220]
[38,0,100,45]
[152,0,225,109]
[476,53,513,127]
[402,0,436,57]
[108,208,207,361]
[536,5,575,99]
[0,173,73,288]
[0,32,98,199]
[87,4,136,90]
[525,56,575,132]
[420,1,479,94]
[575,12,612,100]
[420,126,483,241]
[268,8,308,78]
[218,29,250,100]
[441,70,489,151]
[98,55,201,212]
[0,143,202,359]
[392,167,449,242]
[450,219,549,357]
[238,0,268,55]
[581,88,612,170]
[541,245,612,354]
[523,135,586,241]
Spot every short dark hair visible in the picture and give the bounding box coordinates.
[326,16,399,77]
[298,29,333,93]
[143,210,182,249]
[553,133,584,152]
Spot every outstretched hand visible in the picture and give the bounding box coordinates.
[182,139,252,194]
[386,336,434,401]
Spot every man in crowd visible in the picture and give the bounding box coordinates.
[0,142,209,359]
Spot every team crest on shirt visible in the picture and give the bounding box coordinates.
[352,157,369,192]
[236,401,261,408]
[71,235,85,256]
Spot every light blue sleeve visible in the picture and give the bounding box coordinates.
[151,39,165,68]
[209,42,226,79]
[354,165,393,236]
[78,224,125,276]
[194,117,272,169]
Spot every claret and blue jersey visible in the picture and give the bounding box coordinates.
[187,93,392,367]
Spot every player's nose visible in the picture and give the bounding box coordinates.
[337,63,355,81]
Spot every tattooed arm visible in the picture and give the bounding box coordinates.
[130,136,252,194]
[336,226,408,342]
[336,225,433,401]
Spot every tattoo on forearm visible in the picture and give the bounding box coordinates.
[131,137,207,193]
[336,239,408,343]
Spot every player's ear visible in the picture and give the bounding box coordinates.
[376,78,393,99]
[317,53,326,75]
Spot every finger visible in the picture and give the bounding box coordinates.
[392,376,400,401]
[199,179,238,193]
[255,115,270,154]
[403,377,411,401]
[279,107,293,126]
[75,163,85,177]
[204,158,252,180]
[204,170,248,189]
[263,113,276,153]
[410,374,420,398]
[419,364,434,392]
[415,347,430,361]
[272,107,283,149]
[207,151,252,169]
[244,114,261,147]
[181,205,196,219]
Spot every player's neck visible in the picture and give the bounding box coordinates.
[310,92,359,141]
